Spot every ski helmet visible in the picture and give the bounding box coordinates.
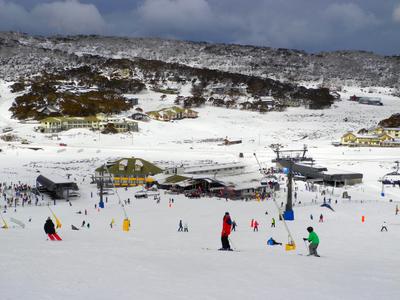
[307,226,313,232]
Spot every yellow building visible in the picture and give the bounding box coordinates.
[39,114,138,133]
[147,106,198,121]
[341,132,397,147]
[94,157,163,187]
[372,127,400,138]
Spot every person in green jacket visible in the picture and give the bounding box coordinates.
[303,226,320,257]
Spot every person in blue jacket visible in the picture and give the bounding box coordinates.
[267,237,282,246]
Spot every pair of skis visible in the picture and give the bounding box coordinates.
[47,233,62,241]
[202,247,240,252]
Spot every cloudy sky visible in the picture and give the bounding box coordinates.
[1,0,400,54]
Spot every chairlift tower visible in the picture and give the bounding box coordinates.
[270,144,312,221]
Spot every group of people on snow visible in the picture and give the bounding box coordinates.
[177,220,189,232]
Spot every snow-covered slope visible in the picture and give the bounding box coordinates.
[1,33,400,300]
[1,32,400,90]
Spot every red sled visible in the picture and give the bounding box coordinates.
[48,233,62,241]
[53,233,62,241]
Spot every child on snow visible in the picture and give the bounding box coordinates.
[303,226,320,257]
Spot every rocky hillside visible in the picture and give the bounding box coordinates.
[1,32,399,89]
[378,114,400,128]
[1,32,400,89]
[0,32,335,112]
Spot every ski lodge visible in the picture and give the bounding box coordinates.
[94,157,163,187]
[341,128,400,147]
[39,114,138,133]
[158,162,278,200]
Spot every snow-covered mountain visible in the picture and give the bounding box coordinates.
[1,32,399,89]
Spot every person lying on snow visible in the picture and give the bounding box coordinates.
[267,237,282,246]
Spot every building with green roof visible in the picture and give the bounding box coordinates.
[94,157,163,187]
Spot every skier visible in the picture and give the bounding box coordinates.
[271,217,276,228]
[81,220,86,227]
[44,217,55,236]
[319,214,324,223]
[220,212,232,251]
[178,220,183,232]
[310,214,313,220]
[184,222,189,232]
[251,219,254,228]
[267,237,282,246]
[44,217,61,240]
[396,205,399,215]
[381,221,388,232]
[253,220,259,232]
[303,226,320,257]
[232,220,237,231]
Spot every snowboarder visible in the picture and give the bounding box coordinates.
[319,214,324,223]
[178,220,183,232]
[253,220,259,232]
[220,212,232,250]
[271,218,276,228]
[303,226,320,257]
[232,220,237,231]
[267,237,282,246]
[381,221,388,232]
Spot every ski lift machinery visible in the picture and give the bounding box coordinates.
[254,153,296,251]
[380,161,400,197]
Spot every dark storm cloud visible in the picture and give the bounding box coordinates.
[1,0,400,54]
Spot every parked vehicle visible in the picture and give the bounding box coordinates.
[134,191,148,199]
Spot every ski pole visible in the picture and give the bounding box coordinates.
[228,237,237,250]
[303,239,309,251]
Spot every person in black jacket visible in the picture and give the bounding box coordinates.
[44,217,56,235]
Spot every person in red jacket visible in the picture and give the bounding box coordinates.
[253,220,259,232]
[220,212,232,250]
